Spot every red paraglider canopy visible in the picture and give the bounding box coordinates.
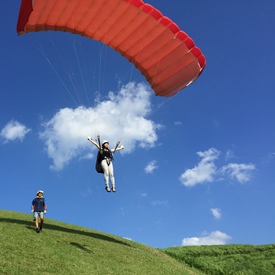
[17,0,206,97]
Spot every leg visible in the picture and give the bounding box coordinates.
[33,212,40,232]
[40,212,44,230]
[101,159,111,191]
[35,218,39,229]
[108,162,116,192]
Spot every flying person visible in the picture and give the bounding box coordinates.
[87,136,124,192]
[31,190,47,233]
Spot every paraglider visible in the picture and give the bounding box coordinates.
[17,1,206,191]
[88,136,124,192]
[17,0,206,97]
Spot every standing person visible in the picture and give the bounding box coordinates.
[31,190,47,233]
[87,136,124,192]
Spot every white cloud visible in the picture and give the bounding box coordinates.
[174,121,182,126]
[182,231,231,246]
[179,148,220,187]
[220,163,256,183]
[145,160,158,174]
[78,152,94,161]
[151,200,168,206]
[225,149,236,161]
[123,237,133,241]
[39,82,162,170]
[0,120,31,143]
[211,208,221,219]
[179,148,256,186]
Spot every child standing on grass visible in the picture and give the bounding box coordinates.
[31,190,47,233]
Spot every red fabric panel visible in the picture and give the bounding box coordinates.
[142,5,162,20]
[127,0,144,8]
[16,0,33,34]
[17,0,206,97]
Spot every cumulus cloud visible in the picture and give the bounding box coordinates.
[211,208,221,219]
[145,160,158,174]
[0,120,31,143]
[179,148,220,187]
[39,82,161,170]
[182,231,231,246]
[179,148,256,186]
[220,163,256,183]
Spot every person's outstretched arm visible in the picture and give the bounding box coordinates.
[87,137,101,150]
[111,145,124,152]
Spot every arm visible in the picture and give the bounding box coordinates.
[110,145,124,152]
[31,199,34,212]
[87,136,101,150]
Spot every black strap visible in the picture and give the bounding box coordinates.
[113,141,120,154]
[97,135,101,147]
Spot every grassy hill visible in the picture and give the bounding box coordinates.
[1,210,274,275]
[0,210,200,275]
[161,243,275,275]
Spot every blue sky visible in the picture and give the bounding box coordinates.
[1,1,274,248]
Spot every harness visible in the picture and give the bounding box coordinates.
[95,149,113,173]
[100,149,113,165]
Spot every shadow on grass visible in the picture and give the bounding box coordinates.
[0,218,132,247]
[70,242,93,253]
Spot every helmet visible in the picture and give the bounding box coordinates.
[37,190,44,195]
[102,140,109,145]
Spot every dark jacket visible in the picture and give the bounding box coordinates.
[32,197,46,212]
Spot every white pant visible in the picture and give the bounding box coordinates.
[101,159,115,188]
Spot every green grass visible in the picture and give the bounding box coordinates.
[0,210,199,275]
[161,244,275,275]
[1,210,274,275]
